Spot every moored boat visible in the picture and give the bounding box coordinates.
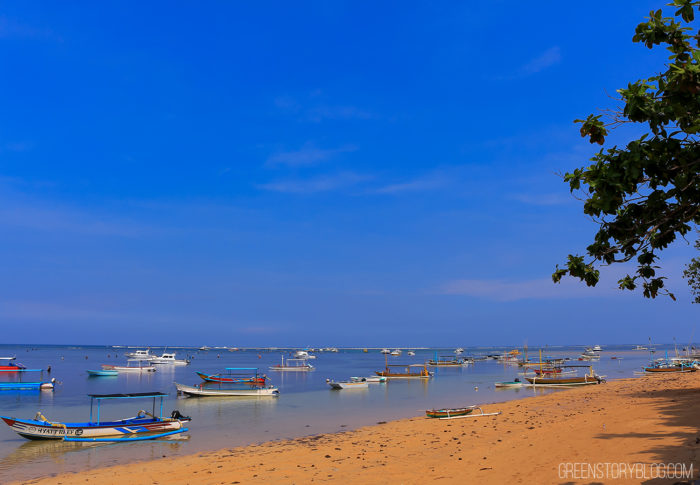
[0,357,28,372]
[196,367,267,384]
[376,363,432,379]
[124,349,154,361]
[87,369,119,377]
[0,379,56,391]
[174,382,279,397]
[149,353,190,366]
[102,360,156,373]
[327,378,369,390]
[426,407,474,418]
[269,356,314,372]
[494,379,523,388]
[0,392,190,441]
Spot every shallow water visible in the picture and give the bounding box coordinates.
[0,344,666,482]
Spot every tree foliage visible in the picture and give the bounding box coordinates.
[683,236,700,302]
[553,0,700,299]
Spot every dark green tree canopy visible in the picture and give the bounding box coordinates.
[553,0,700,299]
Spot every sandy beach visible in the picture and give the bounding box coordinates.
[12,372,700,485]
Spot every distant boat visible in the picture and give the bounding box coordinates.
[454,348,464,355]
[294,350,316,360]
[327,378,369,390]
[0,392,190,441]
[380,348,391,354]
[124,349,154,361]
[592,345,603,352]
[269,356,314,372]
[428,356,470,367]
[149,353,190,366]
[175,382,279,397]
[102,360,156,373]
[351,375,386,383]
[197,368,267,384]
[0,357,27,373]
[407,351,416,356]
[494,379,523,388]
[376,363,432,379]
[87,369,119,377]
[390,349,402,356]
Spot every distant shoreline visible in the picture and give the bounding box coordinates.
[14,372,700,484]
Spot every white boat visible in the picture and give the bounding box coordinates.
[494,379,524,388]
[293,350,316,360]
[351,375,386,383]
[635,345,648,350]
[269,356,314,372]
[327,378,369,390]
[124,349,154,361]
[592,345,602,352]
[407,351,416,356]
[174,382,279,397]
[380,348,391,354]
[102,360,156,373]
[390,349,402,356]
[454,348,464,355]
[149,353,190,366]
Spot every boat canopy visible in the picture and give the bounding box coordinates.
[0,357,17,360]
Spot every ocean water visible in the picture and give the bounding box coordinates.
[0,344,667,482]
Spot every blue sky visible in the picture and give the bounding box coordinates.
[0,1,697,346]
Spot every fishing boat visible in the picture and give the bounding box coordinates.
[196,367,267,384]
[174,382,279,397]
[643,363,696,373]
[380,348,391,354]
[526,367,603,386]
[425,405,501,420]
[269,356,314,372]
[390,349,402,356]
[407,350,416,356]
[0,392,190,441]
[149,353,190,366]
[102,360,156,373]
[0,357,27,372]
[427,356,470,367]
[0,379,56,391]
[376,363,432,379]
[327,378,369,390]
[454,348,464,355]
[87,369,119,377]
[494,379,523,388]
[124,349,154,360]
[351,375,387,383]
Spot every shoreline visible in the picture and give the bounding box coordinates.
[13,372,700,484]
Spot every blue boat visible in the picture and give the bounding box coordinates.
[1,392,190,441]
[87,369,119,377]
[0,379,55,391]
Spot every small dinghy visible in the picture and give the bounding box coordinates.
[87,369,119,377]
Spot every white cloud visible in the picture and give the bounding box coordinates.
[257,172,371,194]
[266,143,357,167]
[520,46,561,76]
[372,176,446,194]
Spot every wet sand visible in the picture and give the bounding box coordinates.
[14,372,700,484]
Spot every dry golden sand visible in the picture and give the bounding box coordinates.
[13,372,700,485]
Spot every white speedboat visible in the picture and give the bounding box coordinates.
[454,348,464,355]
[149,353,190,366]
[390,349,402,356]
[294,350,316,360]
[124,349,154,361]
[407,351,416,356]
[380,348,391,354]
[592,345,602,352]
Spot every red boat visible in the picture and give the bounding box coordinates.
[0,357,26,372]
[196,368,267,385]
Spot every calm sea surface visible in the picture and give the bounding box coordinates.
[0,344,670,482]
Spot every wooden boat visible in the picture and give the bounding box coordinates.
[376,363,432,379]
[102,360,156,373]
[0,392,190,441]
[0,379,55,391]
[494,379,523,388]
[0,357,27,372]
[87,369,119,377]
[327,378,369,390]
[174,382,279,397]
[428,356,470,367]
[149,353,190,366]
[425,405,501,420]
[197,367,267,384]
[351,375,387,383]
[269,356,314,372]
[526,371,603,386]
[643,365,696,373]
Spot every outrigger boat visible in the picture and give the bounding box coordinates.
[425,405,501,420]
[427,356,470,367]
[175,382,279,397]
[326,377,369,390]
[86,369,118,377]
[0,392,190,441]
[494,378,523,388]
[269,356,314,372]
[0,378,56,391]
[102,360,156,373]
[196,367,267,384]
[643,363,696,373]
[526,351,604,386]
[0,357,28,372]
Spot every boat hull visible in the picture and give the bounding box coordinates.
[0,416,187,440]
[102,365,156,373]
[196,372,265,384]
[175,383,279,397]
[643,366,696,373]
[525,375,601,386]
[269,366,313,372]
[426,408,473,419]
[328,381,368,390]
